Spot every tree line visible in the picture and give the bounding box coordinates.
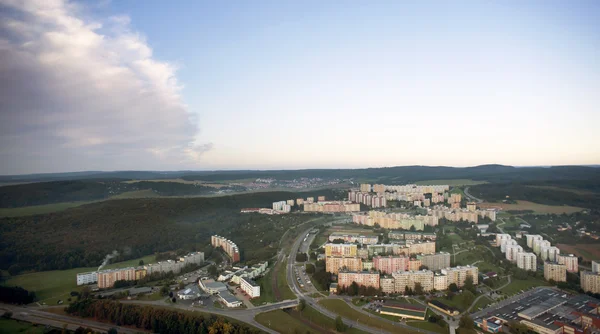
[66,299,260,334]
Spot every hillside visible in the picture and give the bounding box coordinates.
[0,190,340,274]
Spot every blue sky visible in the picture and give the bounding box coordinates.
[0,0,599,173]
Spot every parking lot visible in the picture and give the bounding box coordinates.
[473,287,562,321]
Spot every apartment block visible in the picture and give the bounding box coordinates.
[211,235,241,262]
[540,246,560,262]
[326,257,363,274]
[467,202,477,212]
[317,196,326,202]
[373,184,385,194]
[338,271,380,289]
[557,254,579,273]
[408,259,422,271]
[373,256,408,274]
[581,271,600,294]
[505,245,523,262]
[544,262,567,282]
[417,252,451,271]
[325,243,358,257]
[495,234,511,247]
[502,239,518,253]
[389,231,437,241]
[380,276,395,294]
[98,267,136,288]
[296,198,304,205]
[526,235,543,248]
[433,272,448,291]
[533,239,551,256]
[517,252,537,271]
[360,184,371,193]
[328,232,378,245]
[304,201,360,212]
[286,199,295,206]
[441,265,479,287]
[392,270,434,292]
[240,277,261,298]
[448,193,462,204]
[593,261,600,273]
[76,272,98,286]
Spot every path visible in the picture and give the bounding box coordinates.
[464,275,511,314]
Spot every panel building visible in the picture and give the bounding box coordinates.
[325,243,358,257]
[517,252,537,271]
[441,266,479,287]
[338,271,380,289]
[373,256,408,274]
[581,271,600,294]
[417,252,451,271]
[326,257,363,274]
[98,267,136,288]
[557,254,578,273]
[544,262,567,282]
[211,235,241,263]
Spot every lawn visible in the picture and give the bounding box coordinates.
[318,299,418,333]
[500,278,548,296]
[405,309,448,334]
[2,254,156,305]
[415,179,487,186]
[277,259,296,300]
[0,201,95,217]
[251,265,277,305]
[470,296,493,312]
[255,309,312,333]
[301,305,368,334]
[0,318,46,334]
[478,201,583,215]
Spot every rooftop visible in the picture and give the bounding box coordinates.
[219,291,240,304]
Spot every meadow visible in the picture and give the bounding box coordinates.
[478,200,583,214]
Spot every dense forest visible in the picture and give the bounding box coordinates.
[0,190,338,274]
[469,183,600,208]
[0,180,244,208]
[66,299,260,334]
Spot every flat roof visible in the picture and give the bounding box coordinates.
[219,291,240,303]
[204,281,227,289]
[381,307,425,317]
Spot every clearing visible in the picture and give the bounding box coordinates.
[0,201,95,217]
[478,200,583,214]
[415,179,487,186]
[500,278,549,296]
[556,244,600,262]
[2,254,156,305]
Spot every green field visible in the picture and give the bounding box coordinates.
[2,254,156,305]
[500,278,548,296]
[404,309,448,334]
[0,201,95,217]
[255,310,312,333]
[277,259,296,300]
[415,179,487,186]
[318,299,418,333]
[470,296,493,312]
[0,319,46,334]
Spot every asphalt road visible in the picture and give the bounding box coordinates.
[0,304,140,334]
[464,187,483,203]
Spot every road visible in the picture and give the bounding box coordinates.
[464,187,483,203]
[286,224,438,334]
[0,304,140,334]
[464,275,511,314]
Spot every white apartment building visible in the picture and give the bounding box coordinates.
[533,239,551,256]
[76,271,98,285]
[506,245,523,262]
[495,234,511,247]
[517,252,537,271]
[593,261,600,273]
[526,235,543,248]
[540,245,560,262]
[240,277,261,298]
[441,266,479,287]
[433,272,448,291]
[501,239,518,253]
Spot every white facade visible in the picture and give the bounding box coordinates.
[558,254,579,273]
[533,239,550,256]
[517,252,537,271]
[526,234,543,248]
[240,277,261,298]
[506,245,523,262]
[593,261,600,273]
[495,234,511,247]
[501,239,517,253]
[76,271,98,285]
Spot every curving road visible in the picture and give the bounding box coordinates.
[464,187,483,203]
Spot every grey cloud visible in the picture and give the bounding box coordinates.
[0,0,210,174]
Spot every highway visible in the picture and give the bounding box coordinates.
[0,304,140,334]
[464,187,483,203]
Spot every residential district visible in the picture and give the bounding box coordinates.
[70,182,600,333]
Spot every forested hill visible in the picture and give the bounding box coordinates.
[2,164,600,184]
[0,190,340,274]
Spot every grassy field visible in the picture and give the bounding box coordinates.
[478,200,584,214]
[415,179,487,186]
[277,259,296,300]
[255,309,314,333]
[251,265,277,305]
[500,278,549,296]
[0,201,95,217]
[2,254,156,305]
[470,296,493,312]
[526,185,597,196]
[0,319,47,334]
[556,244,600,262]
[318,299,417,333]
[405,309,447,334]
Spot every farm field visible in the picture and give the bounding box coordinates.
[556,244,600,262]
[478,200,583,214]
[2,254,156,305]
[318,299,418,333]
[415,179,487,186]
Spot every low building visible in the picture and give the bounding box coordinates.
[177,285,201,300]
[329,283,338,294]
[218,290,242,308]
[428,300,459,316]
[380,302,427,320]
[199,280,228,294]
[475,317,504,333]
[240,277,260,298]
[521,319,562,334]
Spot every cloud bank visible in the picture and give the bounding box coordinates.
[0,0,209,174]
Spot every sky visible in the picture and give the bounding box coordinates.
[0,0,599,174]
